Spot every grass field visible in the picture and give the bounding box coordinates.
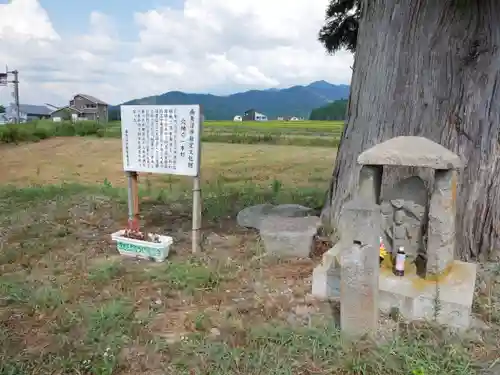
[205,120,345,129]
[0,137,333,190]
[1,137,500,374]
[0,119,345,147]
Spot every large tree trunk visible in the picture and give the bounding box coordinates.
[323,0,500,261]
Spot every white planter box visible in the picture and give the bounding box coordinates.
[111,230,173,262]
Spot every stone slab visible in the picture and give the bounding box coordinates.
[269,204,313,217]
[379,260,477,330]
[237,204,313,230]
[259,216,320,257]
[236,204,275,229]
[311,244,342,299]
[357,136,463,169]
[312,266,341,299]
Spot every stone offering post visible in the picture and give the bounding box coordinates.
[340,200,380,337]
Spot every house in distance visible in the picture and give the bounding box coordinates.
[242,108,268,121]
[5,104,51,123]
[50,94,109,122]
[276,116,304,121]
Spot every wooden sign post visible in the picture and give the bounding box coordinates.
[126,171,140,231]
[120,104,203,253]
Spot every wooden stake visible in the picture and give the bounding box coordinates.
[192,175,202,253]
[192,107,203,253]
[126,171,140,231]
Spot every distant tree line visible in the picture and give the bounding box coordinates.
[108,98,349,122]
[309,99,347,121]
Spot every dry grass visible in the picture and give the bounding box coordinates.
[0,138,499,374]
[1,190,496,375]
[0,137,334,189]
[0,191,321,374]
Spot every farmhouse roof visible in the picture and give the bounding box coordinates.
[17,104,51,116]
[75,94,108,105]
[49,105,82,115]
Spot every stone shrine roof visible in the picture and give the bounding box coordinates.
[357,136,463,169]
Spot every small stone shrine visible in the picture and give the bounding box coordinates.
[312,136,477,330]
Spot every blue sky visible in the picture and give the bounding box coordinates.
[0,0,353,106]
[38,0,184,38]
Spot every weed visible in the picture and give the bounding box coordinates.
[32,285,66,310]
[0,278,65,311]
[186,311,213,332]
[0,278,31,305]
[147,259,223,294]
[84,299,137,347]
[88,261,126,284]
[166,322,474,375]
[103,178,113,188]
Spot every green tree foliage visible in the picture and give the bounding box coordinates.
[309,99,347,121]
[319,0,360,54]
[0,105,5,113]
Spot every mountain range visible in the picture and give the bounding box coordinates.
[114,80,350,120]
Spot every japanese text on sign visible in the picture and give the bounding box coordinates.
[120,105,201,176]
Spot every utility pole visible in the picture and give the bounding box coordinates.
[1,67,20,123]
[10,70,20,124]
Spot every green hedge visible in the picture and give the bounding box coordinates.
[0,121,104,144]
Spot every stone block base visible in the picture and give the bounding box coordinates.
[379,260,476,330]
[259,216,320,258]
[312,256,477,330]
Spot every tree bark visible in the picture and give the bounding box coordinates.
[323,0,500,261]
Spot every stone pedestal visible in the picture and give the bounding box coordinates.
[340,241,379,337]
[427,169,456,275]
[378,260,476,330]
[312,258,477,330]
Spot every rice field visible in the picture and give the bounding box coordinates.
[0,119,345,147]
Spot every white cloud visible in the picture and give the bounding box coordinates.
[0,0,59,41]
[77,11,118,54]
[0,0,353,106]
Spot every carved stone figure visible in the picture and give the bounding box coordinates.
[392,207,411,256]
[380,177,427,261]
